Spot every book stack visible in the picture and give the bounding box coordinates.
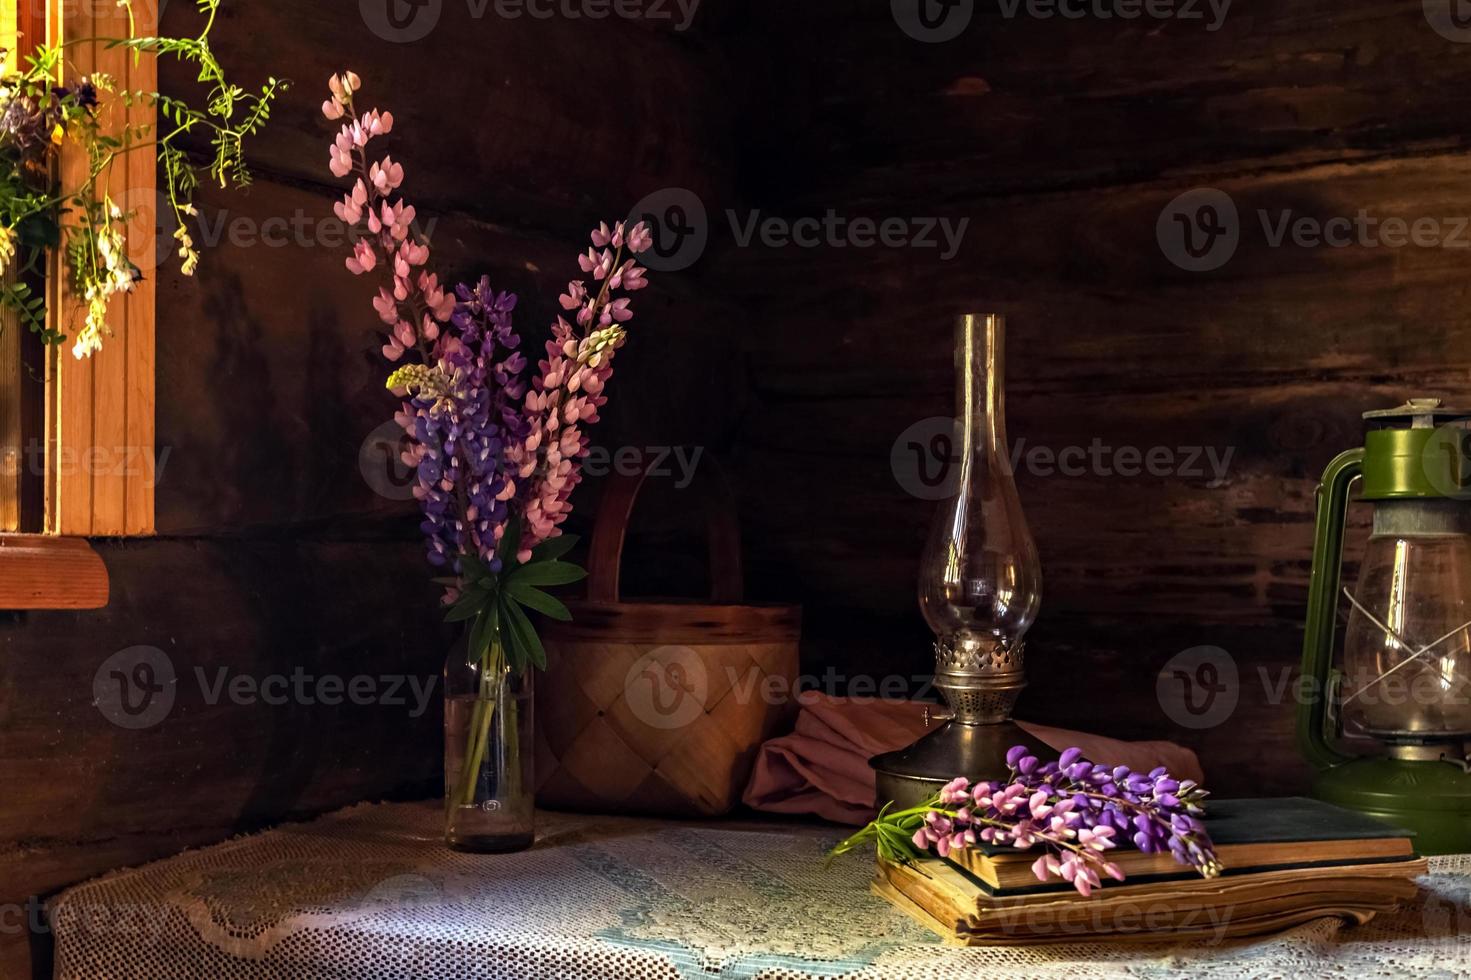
[872,797,1427,945]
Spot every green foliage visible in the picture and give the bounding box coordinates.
[446,519,587,677]
[828,801,934,867]
[0,0,287,356]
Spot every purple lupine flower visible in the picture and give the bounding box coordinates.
[832,746,1221,898]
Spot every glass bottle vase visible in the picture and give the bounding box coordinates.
[444,637,535,852]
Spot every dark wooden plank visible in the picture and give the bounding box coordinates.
[159,0,734,237]
[729,0,1471,201]
[708,151,1469,625]
[153,174,744,534]
[0,536,450,975]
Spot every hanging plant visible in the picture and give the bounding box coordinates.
[0,0,285,357]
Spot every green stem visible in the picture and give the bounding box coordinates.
[454,637,505,808]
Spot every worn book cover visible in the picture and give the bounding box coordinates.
[953,797,1417,894]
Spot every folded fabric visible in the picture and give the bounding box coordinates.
[741,693,1206,826]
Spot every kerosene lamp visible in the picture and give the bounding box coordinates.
[871,314,1048,810]
[1298,398,1471,853]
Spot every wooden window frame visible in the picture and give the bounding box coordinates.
[0,0,158,609]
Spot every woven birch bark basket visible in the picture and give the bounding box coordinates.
[535,454,801,817]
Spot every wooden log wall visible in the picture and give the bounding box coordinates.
[707,0,1471,799]
[0,3,739,975]
[4,0,1469,973]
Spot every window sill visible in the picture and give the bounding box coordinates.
[0,535,110,610]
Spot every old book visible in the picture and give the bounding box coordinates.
[952,797,1416,893]
[871,877,1397,947]
[873,852,1427,944]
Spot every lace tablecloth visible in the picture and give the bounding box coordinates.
[50,802,1471,979]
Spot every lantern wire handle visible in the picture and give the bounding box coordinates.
[1339,586,1471,707]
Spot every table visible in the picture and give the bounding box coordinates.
[50,802,1471,979]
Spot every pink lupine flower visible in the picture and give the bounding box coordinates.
[369,157,404,194]
[360,108,393,138]
[328,71,361,103]
[324,71,655,587]
[559,280,587,310]
[329,139,353,178]
[335,181,367,223]
[1078,825,1117,852]
[419,272,455,321]
[373,288,397,324]
[610,260,647,291]
[346,240,377,275]
[578,247,614,280]
[626,221,654,254]
[938,777,970,806]
[600,297,633,324]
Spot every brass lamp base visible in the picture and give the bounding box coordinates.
[870,719,1051,811]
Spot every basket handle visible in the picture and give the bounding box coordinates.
[585,450,744,604]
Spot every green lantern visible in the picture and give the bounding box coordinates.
[1299,399,1471,854]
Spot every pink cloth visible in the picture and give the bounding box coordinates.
[741,694,1205,826]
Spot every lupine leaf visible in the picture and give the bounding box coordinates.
[502,597,547,671]
[531,534,579,564]
[459,552,491,581]
[443,600,482,624]
[497,513,523,568]
[504,582,572,621]
[508,561,588,588]
[445,584,492,622]
[468,604,497,665]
